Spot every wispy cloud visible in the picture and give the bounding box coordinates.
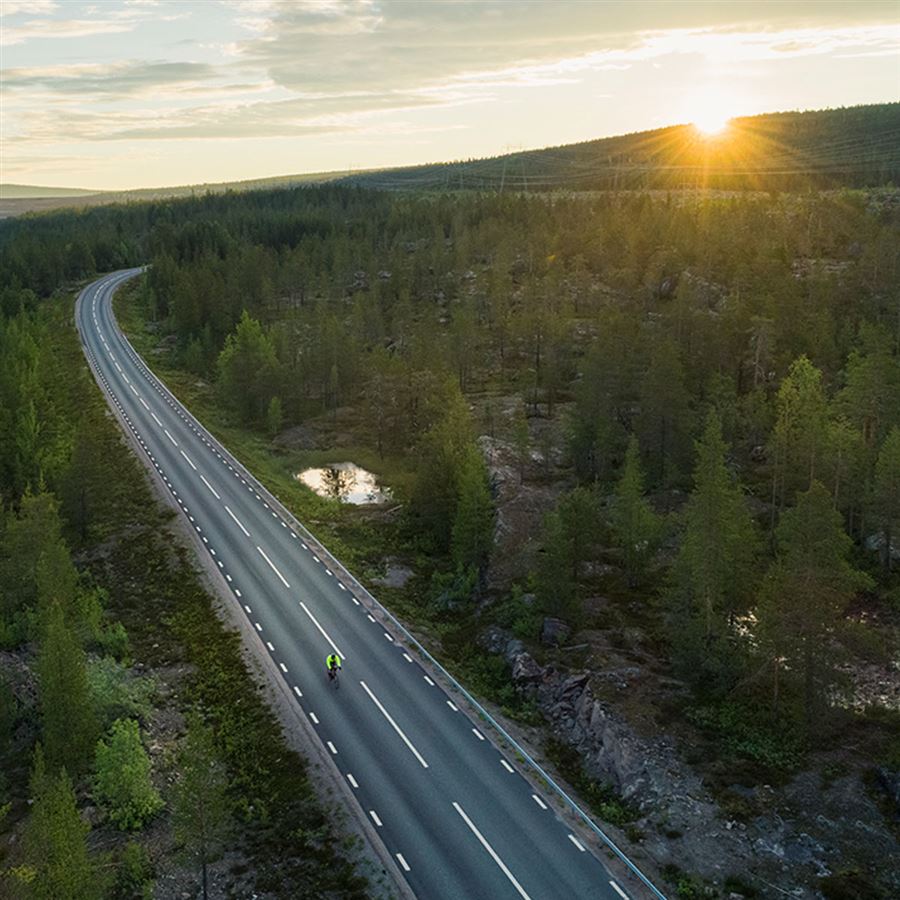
[0,17,138,46]
[0,1,58,16]
[1,61,222,97]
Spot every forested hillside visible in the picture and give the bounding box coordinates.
[2,174,899,896]
[345,102,900,191]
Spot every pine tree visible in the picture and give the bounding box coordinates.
[172,716,231,900]
[535,487,598,620]
[450,445,494,574]
[672,412,759,689]
[93,718,163,830]
[758,482,871,732]
[22,747,99,900]
[38,602,98,773]
[409,382,474,551]
[0,489,63,622]
[872,426,900,575]
[216,311,278,425]
[635,337,692,489]
[770,356,829,513]
[512,404,530,484]
[610,436,660,588]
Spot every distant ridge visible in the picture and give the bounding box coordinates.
[0,184,99,199]
[341,102,900,192]
[0,169,363,218]
[1,102,897,218]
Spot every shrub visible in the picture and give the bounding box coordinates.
[111,841,154,899]
[88,657,155,728]
[93,718,163,830]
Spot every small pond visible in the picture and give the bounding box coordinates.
[296,462,392,505]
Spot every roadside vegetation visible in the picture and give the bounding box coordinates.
[0,290,369,896]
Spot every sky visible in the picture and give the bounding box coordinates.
[1,0,898,191]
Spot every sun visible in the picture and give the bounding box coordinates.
[685,87,736,137]
[693,110,730,136]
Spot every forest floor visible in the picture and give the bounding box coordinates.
[114,282,900,900]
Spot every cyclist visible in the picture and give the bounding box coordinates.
[326,653,342,680]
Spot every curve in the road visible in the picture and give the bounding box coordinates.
[75,269,666,900]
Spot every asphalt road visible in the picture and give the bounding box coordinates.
[76,268,653,900]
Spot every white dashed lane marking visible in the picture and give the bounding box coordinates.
[568,835,586,853]
[453,802,531,900]
[360,681,429,769]
[200,474,221,500]
[225,505,250,537]
[257,545,290,588]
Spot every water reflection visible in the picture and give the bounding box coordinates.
[296,462,392,505]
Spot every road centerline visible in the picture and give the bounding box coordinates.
[256,545,290,588]
[359,681,429,769]
[453,801,532,900]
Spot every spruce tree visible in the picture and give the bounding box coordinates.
[758,482,871,732]
[535,487,598,619]
[610,436,660,588]
[872,426,900,574]
[38,602,98,773]
[0,489,63,622]
[635,337,692,489]
[172,716,231,900]
[22,747,99,900]
[450,445,494,575]
[673,412,759,689]
[770,356,829,513]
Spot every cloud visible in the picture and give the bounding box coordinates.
[1,61,222,97]
[3,1,898,151]
[0,1,58,16]
[0,17,136,45]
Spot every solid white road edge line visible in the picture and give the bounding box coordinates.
[359,681,429,769]
[452,802,532,900]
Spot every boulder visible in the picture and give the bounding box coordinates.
[876,767,900,817]
[540,617,571,646]
[511,653,545,684]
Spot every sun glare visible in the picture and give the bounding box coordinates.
[693,111,730,136]
[686,87,737,137]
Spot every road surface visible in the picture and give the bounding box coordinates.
[76,268,660,900]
